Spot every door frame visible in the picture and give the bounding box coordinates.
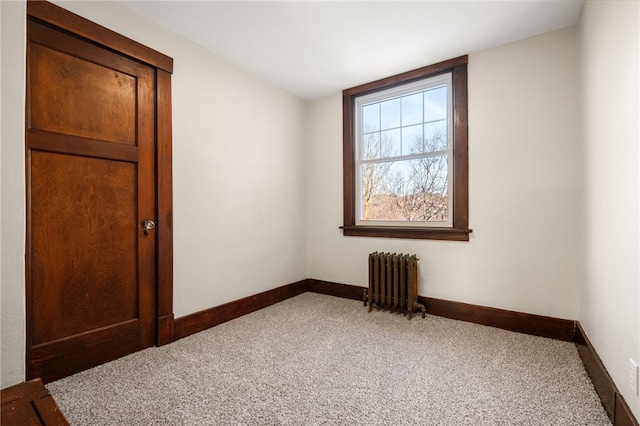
[26,1,175,348]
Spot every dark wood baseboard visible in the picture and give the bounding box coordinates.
[420,296,576,342]
[173,280,308,340]
[575,322,616,420]
[615,393,638,426]
[305,279,575,341]
[575,322,638,426]
[307,279,364,300]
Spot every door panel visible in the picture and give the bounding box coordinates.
[26,18,157,383]
[30,152,138,344]
[29,43,137,145]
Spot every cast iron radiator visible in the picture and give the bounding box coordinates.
[364,252,426,320]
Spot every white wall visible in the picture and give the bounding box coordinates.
[0,0,308,387]
[1,0,27,389]
[578,0,640,418]
[307,26,582,321]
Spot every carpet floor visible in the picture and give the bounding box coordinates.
[47,293,610,425]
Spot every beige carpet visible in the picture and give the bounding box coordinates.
[48,293,610,425]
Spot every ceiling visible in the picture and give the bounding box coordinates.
[120,1,584,101]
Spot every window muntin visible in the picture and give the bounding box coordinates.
[355,74,453,227]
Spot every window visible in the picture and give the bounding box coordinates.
[341,56,470,241]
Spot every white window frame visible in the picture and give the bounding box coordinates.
[354,73,454,227]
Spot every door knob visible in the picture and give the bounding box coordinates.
[143,220,156,236]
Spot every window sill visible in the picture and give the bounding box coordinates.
[340,225,472,241]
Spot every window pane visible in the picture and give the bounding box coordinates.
[361,156,449,222]
[360,161,390,220]
[423,120,448,152]
[362,132,380,160]
[401,124,423,156]
[401,92,422,126]
[362,103,379,133]
[381,128,401,158]
[424,86,447,122]
[380,98,400,130]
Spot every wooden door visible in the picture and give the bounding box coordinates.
[25,9,167,383]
